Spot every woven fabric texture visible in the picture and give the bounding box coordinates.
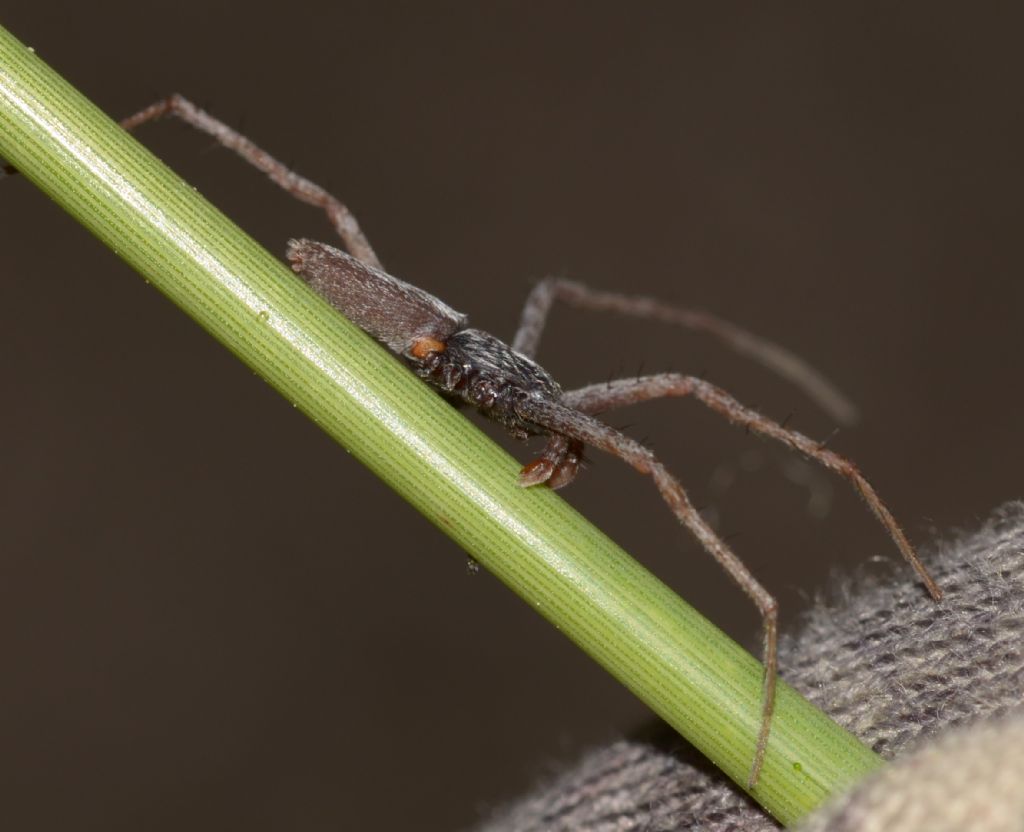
[473,502,1024,831]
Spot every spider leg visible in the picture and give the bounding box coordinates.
[517,397,779,787]
[563,375,943,601]
[119,95,381,269]
[511,278,859,426]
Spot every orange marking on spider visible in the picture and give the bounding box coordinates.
[410,337,447,359]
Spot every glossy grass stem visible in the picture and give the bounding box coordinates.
[0,24,883,825]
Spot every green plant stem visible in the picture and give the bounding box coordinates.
[0,25,883,824]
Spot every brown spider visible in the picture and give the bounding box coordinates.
[117,95,943,788]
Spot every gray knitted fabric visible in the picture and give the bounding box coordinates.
[797,711,1024,832]
[474,502,1024,831]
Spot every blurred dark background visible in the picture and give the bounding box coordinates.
[2,4,1022,830]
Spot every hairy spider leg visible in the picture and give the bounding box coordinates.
[120,95,381,270]
[548,374,943,785]
[562,375,942,601]
[115,95,858,431]
[518,396,780,788]
[512,277,860,426]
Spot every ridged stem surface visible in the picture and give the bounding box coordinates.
[0,24,883,825]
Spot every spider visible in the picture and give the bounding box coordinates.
[115,95,943,787]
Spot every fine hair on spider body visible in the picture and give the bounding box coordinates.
[112,94,943,789]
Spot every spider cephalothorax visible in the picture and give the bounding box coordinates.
[414,328,585,488]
